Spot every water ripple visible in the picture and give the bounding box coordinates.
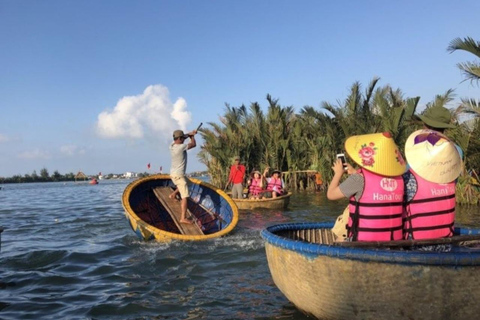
[2,181,476,319]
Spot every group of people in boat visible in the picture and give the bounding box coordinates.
[327,105,463,243]
[226,156,285,200]
[168,105,461,231]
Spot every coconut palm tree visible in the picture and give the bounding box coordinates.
[447,37,480,85]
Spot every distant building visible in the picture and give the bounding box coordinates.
[124,172,136,179]
[74,171,88,183]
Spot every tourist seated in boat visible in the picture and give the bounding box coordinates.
[403,129,462,240]
[263,168,285,198]
[327,132,406,242]
[246,170,265,199]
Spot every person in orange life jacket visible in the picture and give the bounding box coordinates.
[403,129,462,241]
[169,129,197,224]
[227,156,246,199]
[327,132,407,242]
[247,170,265,199]
[314,171,323,191]
[263,168,285,198]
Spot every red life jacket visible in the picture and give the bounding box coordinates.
[249,178,263,196]
[348,169,404,241]
[404,170,455,239]
[267,178,283,195]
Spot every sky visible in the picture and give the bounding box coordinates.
[1,0,479,177]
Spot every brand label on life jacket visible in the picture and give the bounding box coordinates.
[430,185,455,196]
[372,192,403,201]
[379,178,398,192]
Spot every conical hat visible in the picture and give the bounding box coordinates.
[344,132,406,176]
[405,129,462,183]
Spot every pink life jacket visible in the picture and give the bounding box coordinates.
[267,178,283,195]
[404,170,455,240]
[348,169,404,241]
[249,178,263,196]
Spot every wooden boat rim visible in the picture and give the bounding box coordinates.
[122,174,239,241]
[232,192,292,203]
[261,222,480,266]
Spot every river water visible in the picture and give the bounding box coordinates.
[0,180,479,320]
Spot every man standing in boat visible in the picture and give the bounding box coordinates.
[226,156,246,199]
[169,128,197,224]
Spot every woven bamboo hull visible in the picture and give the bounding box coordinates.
[122,174,239,242]
[232,192,291,210]
[261,222,480,320]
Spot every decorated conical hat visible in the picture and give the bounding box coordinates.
[405,129,462,183]
[344,132,406,176]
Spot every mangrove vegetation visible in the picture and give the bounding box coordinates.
[198,37,480,205]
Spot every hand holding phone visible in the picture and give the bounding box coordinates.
[336,153,347,170]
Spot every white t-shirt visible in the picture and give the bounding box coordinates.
[169,143,188,176]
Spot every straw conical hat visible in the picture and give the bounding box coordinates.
[405,129,462,183]
[345,132,406,176]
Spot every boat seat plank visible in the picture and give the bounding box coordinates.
[152,187,204,235]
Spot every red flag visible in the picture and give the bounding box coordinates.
[147,163,151,169]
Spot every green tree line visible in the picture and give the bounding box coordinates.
[1,168,78,183]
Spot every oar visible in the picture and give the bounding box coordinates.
[184,123,204,139]
[334,234,480,248]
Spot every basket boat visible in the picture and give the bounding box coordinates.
[261,222,480,320]
[122,174,239,242]
[232,192,292,210]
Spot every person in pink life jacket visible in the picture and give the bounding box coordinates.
[403,129,462,240]
[263,168,285,198]
[247,170,265,199]
[327,132,406,242]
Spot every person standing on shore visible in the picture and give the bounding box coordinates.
[169,128,197,224]
[226,156,246,199]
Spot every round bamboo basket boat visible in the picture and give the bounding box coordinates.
[261,222,480,320]
[232,192,292,210]
[122,174,238,242]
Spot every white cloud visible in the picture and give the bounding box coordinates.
[60,145,85,157]
[96,84,192,140]
[17,149,51,160]
[0,134,10,143]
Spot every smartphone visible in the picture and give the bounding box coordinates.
[336,153,347,169]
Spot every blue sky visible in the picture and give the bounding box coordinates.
[1,0,479,177]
